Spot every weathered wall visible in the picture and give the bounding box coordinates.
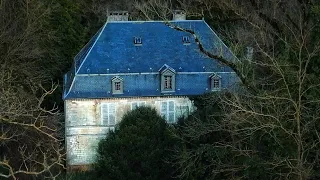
[65,96,194,166]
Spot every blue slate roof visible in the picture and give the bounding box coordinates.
[63,20,239,99]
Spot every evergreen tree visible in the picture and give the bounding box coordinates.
[95,107,177,180]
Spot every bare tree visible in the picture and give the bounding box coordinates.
[0,0,65,179]
[134,0,320,179]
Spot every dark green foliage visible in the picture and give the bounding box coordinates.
[95,107,177,180]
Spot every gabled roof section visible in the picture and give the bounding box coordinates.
[159,64,176,74]
[111,76,123,81]
[209,73,221,79]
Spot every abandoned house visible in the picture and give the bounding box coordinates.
[63,10,239,168]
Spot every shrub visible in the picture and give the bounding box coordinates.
[95,106,177,180]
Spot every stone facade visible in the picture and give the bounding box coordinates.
[65,96,194,166]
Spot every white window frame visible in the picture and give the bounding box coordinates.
[160,100,175,123]
[111,76,123,94]
[101,103,116,126]
[131,101,146,110]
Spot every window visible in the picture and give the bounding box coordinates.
[182,36,190,44]
[161,101,175,123]
[111,76,123,94]
[213,79,220,88]
[210,74,221,91]
[114,82,121,90]
[160,65,176,92]
[131,101,146,110]
[164,75,173,89]
[101,103,116,126]
[176,105,189,119]
[134,37,142,45]
[161,73,175,92]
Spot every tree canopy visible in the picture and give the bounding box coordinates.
[95,107,177,180]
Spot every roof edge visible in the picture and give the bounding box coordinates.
[64,21,108,100]
[76,22,108,74]
[202,21,240,62]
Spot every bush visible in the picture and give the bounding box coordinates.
[95,106,177,180]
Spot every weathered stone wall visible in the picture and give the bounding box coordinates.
[65,96,194,166]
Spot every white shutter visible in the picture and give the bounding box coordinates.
[161,101,167,119]
[101,104,109,125]
[160,101,175,123]
[101,103,116,126]
[108,104,116,125]
[168,101,175,123]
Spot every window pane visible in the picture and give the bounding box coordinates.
[213,79,220,88]
[114,82,121,90]
[109,115,115,125]
[169,101,174,111]
[161,112,167,120]
[109,104,116,113]
[161,102,167,113]
[164,75,172,89]
[168,112,175,123]
[101,104,109,125]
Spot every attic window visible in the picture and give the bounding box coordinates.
[134,37,142,45]
[210,74,221,91]
[111,76,123,94]
[160,70,175,92]
[182,36,190,44]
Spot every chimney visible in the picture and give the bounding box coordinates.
[107,11,129,22]
[172,10,186,21]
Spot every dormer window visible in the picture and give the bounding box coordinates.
[159,64,176,93]
[134,37,142,45]
[111,76,123,94]
[182,36,190,44]
[210,74,221,91]
[165,75,174,89]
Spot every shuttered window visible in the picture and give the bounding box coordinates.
[176,105,189,119]
[161,101,175,123]
[131,101,146,110]
[101,103,116,126]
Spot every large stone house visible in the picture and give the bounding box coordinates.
[63,11,239,168]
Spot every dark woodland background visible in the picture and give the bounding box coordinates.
[0,0,320,179]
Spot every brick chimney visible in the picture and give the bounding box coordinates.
[107,11,129,21]
[172,10,186,21]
